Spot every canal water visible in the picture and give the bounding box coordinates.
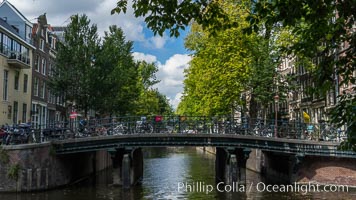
[0,147,355,200]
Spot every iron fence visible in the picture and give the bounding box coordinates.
[0,115,348,145]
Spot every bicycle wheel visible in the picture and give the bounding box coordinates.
[145,124,153,134]
[116,125,127,135]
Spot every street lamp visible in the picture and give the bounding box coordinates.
[274,95,279,138]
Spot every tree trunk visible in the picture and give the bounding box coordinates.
[249,93,259,126]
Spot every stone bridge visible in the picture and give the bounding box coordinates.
[1,117,355,191]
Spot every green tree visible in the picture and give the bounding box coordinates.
[156,91,174,115]
[178,0,281,119]
[178,1,253,116]
[94,25,139,116]
[112,0,355,150]
[111,0,230,37]
[49,14,100,117]
[248,0,355,149]
[133,61,165,115]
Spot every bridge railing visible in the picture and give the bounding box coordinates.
[1,116,348,144]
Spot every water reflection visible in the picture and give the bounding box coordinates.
[0,147,355,200]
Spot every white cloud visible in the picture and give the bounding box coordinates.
[8,0,188,109]
[9,0,167,48]
[147,34,167,49]
[132,52,191,109]
[132,52,158,63]
[156,54,191,109]
[169,93,183,109]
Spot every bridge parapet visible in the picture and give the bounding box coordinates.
[2,116,347,145]
[52,134,356,158]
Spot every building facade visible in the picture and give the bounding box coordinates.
[277,53,355,125]
[0,0,33,125]
[31,14,52,128]
[31,14,68,128]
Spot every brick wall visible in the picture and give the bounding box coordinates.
[296,156,356,186]
[0,143,112,192]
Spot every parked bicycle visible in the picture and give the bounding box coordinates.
[3,123,34,145]
[76,119,91,137]
[134,117,153,134]
[108,122,129,135]
[320,122,340,141]
[248,119,273,137]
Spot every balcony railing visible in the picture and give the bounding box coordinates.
[7,51,31,69]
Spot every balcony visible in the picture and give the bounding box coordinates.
[7,51,31,69]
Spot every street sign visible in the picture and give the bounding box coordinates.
[70,112,78,119]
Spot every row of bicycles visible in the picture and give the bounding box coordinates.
[1,116,349,144]
[0,123,36,145]
[71,116,347,142]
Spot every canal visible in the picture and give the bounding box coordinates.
[0,147,355,200]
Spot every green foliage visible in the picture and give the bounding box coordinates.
[112,0,355,149]
[0,147,9,164]
[112,0,231,37]
[178,0,281,117]
[94,25,139,116]
[49,145,56,156]
[7,163,21,180]
[248,0,356,149]
[49,14,172,117]
[49,14,100,116]
[137,61,160,90]
[133,61,172,115]
[330,94,356,151]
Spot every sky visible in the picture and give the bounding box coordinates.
[7,0,191,109]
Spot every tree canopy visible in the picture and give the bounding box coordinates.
[94,25,139,116]
[112,0,355,150]
[49,14,172,117]
[49,14,100,116]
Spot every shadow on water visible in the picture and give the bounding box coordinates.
[0,147,355,200]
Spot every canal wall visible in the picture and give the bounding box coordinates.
[199,147,356,186]
[295,156,356,186]
[199,147,262,173]
[246,149,262,173]
[0,143,112,192]
[261,152,356,187]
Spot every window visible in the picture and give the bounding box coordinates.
[21,46,30,64]
[34,77,39,96]
[2,34,11,55]
[39,82,43,98]
[48,63,53,76]
[23,74,28,93]
[40,39,45,51]
[42,59,46,75]
[13,101,18,124]
[31,103,39,128]
[1,34,8,54]
[48,89,51,102]
[3,70,8,100]
[35,55,40,71]
[25,24,32,43]
[9,40,21,60]
[49,35,56,49]
[14,71,19,90]
[40,82,46,98]
[22,103,27,123]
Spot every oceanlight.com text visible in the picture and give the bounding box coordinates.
[177,182,349,194]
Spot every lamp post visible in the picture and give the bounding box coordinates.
[274,95,279,138]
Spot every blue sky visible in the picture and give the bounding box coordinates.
[9,0,192,108]
[133,27,190,63]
